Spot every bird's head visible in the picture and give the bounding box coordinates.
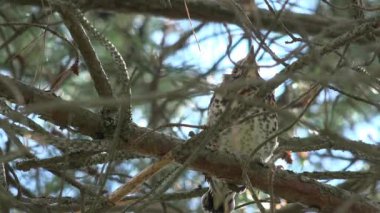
[230,48,261,80]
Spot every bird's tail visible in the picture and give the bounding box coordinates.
[201,178,236,213]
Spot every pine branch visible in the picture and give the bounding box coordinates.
[14,0,380,42]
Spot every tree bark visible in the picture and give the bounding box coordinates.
[14,0,380,41]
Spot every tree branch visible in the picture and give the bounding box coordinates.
[280,136,380,164]
[0,75,103,138]
[14,0,380,41]
[59,7,113,100]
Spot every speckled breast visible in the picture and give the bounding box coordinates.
[207,87,278,163]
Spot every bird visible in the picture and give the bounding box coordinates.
[201,49,278,213]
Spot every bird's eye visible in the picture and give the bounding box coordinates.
[232,67,241,78]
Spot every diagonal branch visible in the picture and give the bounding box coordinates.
[59,8,113,100]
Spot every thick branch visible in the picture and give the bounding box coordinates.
[59,7,113,99]
[0,75,103,138]
[125,126,379,213]
[14,0,380,40]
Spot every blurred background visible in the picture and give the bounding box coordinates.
[1,0,379,212]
